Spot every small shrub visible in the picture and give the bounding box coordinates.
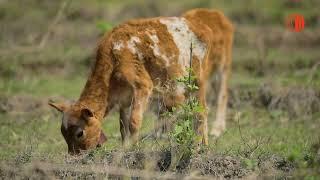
[165,43,204,170]
[169,69,203,147]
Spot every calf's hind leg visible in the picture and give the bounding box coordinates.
[119,105,131,145]
[210,51,231,137]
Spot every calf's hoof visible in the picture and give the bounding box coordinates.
[209,126,225,137]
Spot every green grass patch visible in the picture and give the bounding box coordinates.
[211,107,320,170]
[0,75,85,98]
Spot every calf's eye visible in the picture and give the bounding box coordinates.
[76,130,84,139]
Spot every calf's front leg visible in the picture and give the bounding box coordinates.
[129,85,152,143]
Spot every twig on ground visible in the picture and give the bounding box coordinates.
[308,61,320,84]
[236,111,272,158]
[236,112,252,150]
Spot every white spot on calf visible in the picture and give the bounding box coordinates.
[113,41,124,51]
[127,36,141,53]
[176,84,185,95]
[147,31,170,67]
[160,17,206,72]
[148,33,159,43]
[127,36,143,60]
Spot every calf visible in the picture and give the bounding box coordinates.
[49,8,233,154]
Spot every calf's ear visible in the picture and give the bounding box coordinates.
[81,108,94,120]
[48,101,68,112]
[97,131,107,147]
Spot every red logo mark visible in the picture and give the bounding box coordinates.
[285,14,305,32]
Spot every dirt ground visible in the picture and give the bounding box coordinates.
[1,149,296,179]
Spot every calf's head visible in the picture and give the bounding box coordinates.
[49,101,106,154]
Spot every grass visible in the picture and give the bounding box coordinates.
[213,107,319,161]
[0,108,157,160]
[0,75,85,98]
[2,96,319,177]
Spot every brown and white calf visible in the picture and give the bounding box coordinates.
[49,8,234,154]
